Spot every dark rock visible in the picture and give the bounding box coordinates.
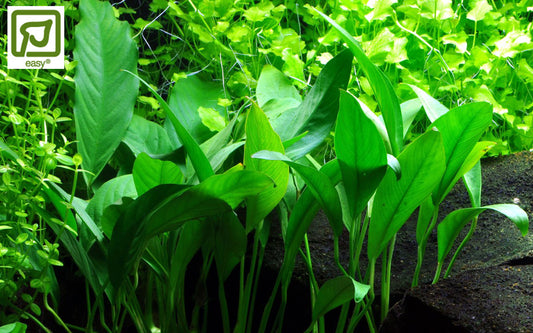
[380,264,533,332]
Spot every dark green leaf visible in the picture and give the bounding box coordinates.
[335,91,387,220]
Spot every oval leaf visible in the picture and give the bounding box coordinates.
[74,0,139,186]
[369,130,446,261]
[335,91,387,220]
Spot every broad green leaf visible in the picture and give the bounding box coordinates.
[407,84,449,122]
[74,0,139,186]
[369,131,446,261]
[336,91,387,220]
[244,105,289,232]
[311,276,370,322]
[123,115,174,157]
[165,75,226,145]
[0,322,27,333]
[126,72,214,182]
[132,153,183,195]
[85,174,137,227]
[252,150,343,237]
[315,9,403,156]
[284,49,353,159]
[431,102,492,204]
[438,204,529,263]
[256,65,301,108]
[108,169,274,290]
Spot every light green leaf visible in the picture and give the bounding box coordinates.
[0,322,27,333]
[369,131,446,261]
[256,65,301,108]
[315,9,403,155]
[407,84,448,122]
[74,0,139,186]
[438,204,529,263]
[311,276,370,322]
[467,0,493,22]
[198,106,226,132]
[244,105,289,232]
[431,102,493,204]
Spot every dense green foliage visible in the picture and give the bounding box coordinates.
[0,0,531,332]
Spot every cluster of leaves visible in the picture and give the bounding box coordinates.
[0,0,531,332]
[0,40,79,330]
[129,0,533,154]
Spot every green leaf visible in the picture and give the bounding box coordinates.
[336,91,388,220]
[438,204,529,263]
[0,322,27,333]
[463,161,482,208]
[213,213,247,281]
[132,153,183,195]
[285,49,353,159]
[315,9,403,156]
[311,276,370,322]
[252,150,343,237]
[123,115,174,157]
[467,0,493,21]
[401,98,423,137]
[85,174,137,227]
[125,72,214,182]
[165,75,226,145]
[244,105,289,232]
[407,84,448,122]
[431,102,493,204]
[74,0,139,186]
[256,65,301,108]
[198,106,226,132]
[369,131,446,261]
[281,159,342,283]
[0,137,20,161]
[108,169,274,291]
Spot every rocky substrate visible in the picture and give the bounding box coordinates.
[263,151,533,332]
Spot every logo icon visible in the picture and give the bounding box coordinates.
[7,6,64,69]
